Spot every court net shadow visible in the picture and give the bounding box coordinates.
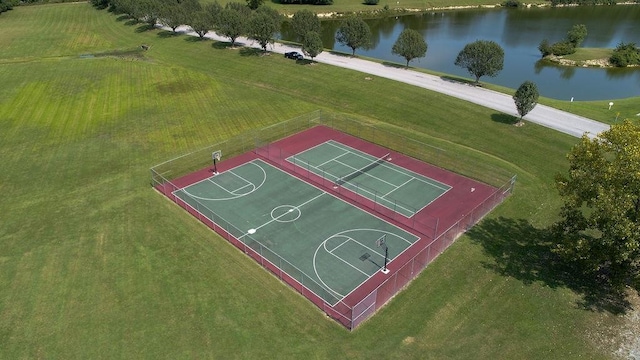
[467,216,632,315]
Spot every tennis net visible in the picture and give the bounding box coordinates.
[336,153,390,186]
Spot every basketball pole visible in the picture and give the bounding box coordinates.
[213,157,218,174]
[383,246,389,273]
[376,234,390,274]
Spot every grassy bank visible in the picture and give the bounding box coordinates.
[0,3,626,359]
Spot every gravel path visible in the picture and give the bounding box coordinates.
[173,26,610,139]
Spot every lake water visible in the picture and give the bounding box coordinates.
[280,6,640,100]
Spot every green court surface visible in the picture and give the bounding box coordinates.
[173,159,420,305]
[286,140,451,217]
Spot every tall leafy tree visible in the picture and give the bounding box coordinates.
[391,28,427,67]
[225,1,251,18]
[336,17,371,56]
[160,1,187,33]
[553,120,640,285]
[454,40,504,84]
[246,7,281,53]
[190,9,215,38]
[217,8,246,46]
[291,10,321,42]
[246,0,264,10]
[566,24,587,48]
[512,81,539,124]
[302,31,324,60]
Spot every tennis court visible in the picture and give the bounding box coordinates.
[172,159,419,306]
[286,140,451,217]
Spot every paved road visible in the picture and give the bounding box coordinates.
[173,26,610,139]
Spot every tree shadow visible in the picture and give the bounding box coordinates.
[185,36,206,43]
[115,15,130,22]
[157,30,178,38]
[382,61,406,69]
[491,113,518,125]
[239,48,262,57]
[467,216,631,315]
[328,50,354,58]
[135,24,156,33]
[212,41,247,50]
[440,75,479,86]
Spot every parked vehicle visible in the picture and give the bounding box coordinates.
[284,51,304,60]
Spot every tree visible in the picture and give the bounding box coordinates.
[246,0,264,10]
[391,28,427,67]
[160,1,187,33]
[217,8,246,46]
[553,120,640,286]
[512,81,539,124]
[190,9,215,38]
[566,24,587,48]
[291,10,321,42]
[336,17,371,56]
[454,40,504,84]
[302,31,324,60]
[143,0,167,27]
[246,8,281,53]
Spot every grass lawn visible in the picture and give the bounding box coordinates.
[0,2,630,359]
[563,47,613,62]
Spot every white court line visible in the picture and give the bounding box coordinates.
[334,159,401,189]
[231,183,254,194]
[324,239,370,277]
[238,192,325,240]
[327,237,351,254]
[383,178,414,197]
[317,151,351,168]
[327,140,451,191]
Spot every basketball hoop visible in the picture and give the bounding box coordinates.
[212,150,222,174]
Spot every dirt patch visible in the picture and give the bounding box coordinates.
[588,288,640,359]
[614,290,640,359]
[402,336,415,345]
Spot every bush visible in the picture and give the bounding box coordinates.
[364,0,379,4]
[538,39,551,57]
[609,42,640,67]
[549,41,576,56]
[502,0,521,7]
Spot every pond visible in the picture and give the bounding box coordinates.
[280,5,640,101]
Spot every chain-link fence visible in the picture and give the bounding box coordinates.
[151,110,515,330]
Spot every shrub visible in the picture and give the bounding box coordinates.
[538,39,551,57]
[609,42,640,67]
[549,41,576,56]
[502,0,521,7]
[364,0,379,4]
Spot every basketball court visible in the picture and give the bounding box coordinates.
[173,159,419,306]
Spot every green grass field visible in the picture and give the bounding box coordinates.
[0,2,633,359]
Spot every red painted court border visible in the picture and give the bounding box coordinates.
[154,125,510,330]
